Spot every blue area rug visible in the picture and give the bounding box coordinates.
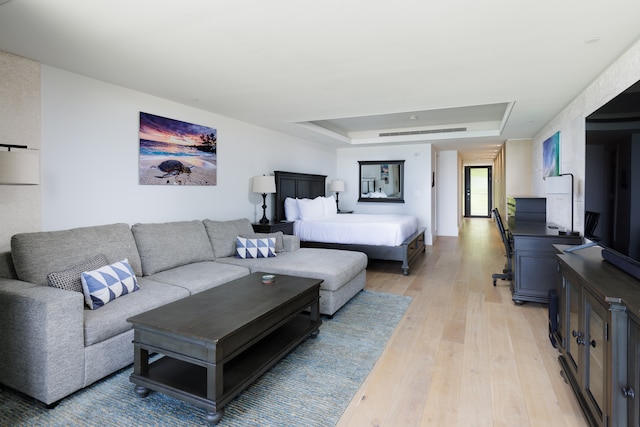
[0,290,411,426]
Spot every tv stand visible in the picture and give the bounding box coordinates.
[602,248,640,281]
[555,246,640,426]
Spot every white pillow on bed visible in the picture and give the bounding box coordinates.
[323,195,337,216]
[284,197,299,221]
[298,196,325,220]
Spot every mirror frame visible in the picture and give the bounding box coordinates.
[358,160,405,203]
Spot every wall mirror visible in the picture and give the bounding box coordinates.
[358,160,405,203]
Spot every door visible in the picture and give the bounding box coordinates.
[464,166,492,217]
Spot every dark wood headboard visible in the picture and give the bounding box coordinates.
[274,171,327,222]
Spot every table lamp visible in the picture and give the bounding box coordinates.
[252,175,276,224]
[329,179,345,212]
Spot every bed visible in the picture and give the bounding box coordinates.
[274,170,426,275]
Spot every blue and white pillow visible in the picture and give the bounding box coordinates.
[235,237,277,259]
[81,258,139,310]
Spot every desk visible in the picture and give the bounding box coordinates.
[508,220,582,304]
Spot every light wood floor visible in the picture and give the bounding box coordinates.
[336,217,587,427]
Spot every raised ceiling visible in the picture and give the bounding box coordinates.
[1,0,640,162]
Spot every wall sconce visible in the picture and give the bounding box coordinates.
[329,179,345,212]
[252,175,276,224]
[0,144,40,185]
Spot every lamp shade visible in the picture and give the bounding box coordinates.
[0,148,39,185]
[329,179,345,192]
[252,175,276,194]
[544,175,572,194]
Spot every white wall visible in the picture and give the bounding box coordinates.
[532,38,640,233]
[336,144,432,242]
[436,150,459,236]
[505,139,533,197]
[38,66,336,231]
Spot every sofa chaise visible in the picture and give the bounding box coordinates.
[0,218,367,406]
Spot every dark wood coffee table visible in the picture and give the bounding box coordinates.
[127,272,322,425]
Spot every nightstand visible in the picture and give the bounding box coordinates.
[337,210,354,214]
[252,221,294,235]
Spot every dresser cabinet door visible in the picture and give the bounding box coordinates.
[627,319,640,426]
[564,271,582,380]
[584,289,609,423]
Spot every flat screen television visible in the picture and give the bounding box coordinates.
[585,79,640,279]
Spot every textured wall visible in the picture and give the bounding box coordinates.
[532,39,640,232]
[0,51,41,255]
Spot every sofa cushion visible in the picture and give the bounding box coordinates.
[83,277,189,346]
[235,237,277,259]
[216,248,367,292]
[203,218,254,258]
[282,234,300,252]
[146,261,250,295]
[47,254,109,293]
[240,231,284,253]
[131,220,215,275]
[81,259,140,310]
[11,223,143,285]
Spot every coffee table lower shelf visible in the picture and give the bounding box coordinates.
[130,313,320,424]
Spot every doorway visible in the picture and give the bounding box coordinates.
[464,166,492,217]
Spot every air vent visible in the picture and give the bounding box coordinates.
[379,127,468,137]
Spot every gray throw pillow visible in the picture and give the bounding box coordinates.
[47,254,109,293]
[203,218,255,258]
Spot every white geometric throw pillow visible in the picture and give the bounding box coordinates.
[81,258,140,310]
[235,237,277,259]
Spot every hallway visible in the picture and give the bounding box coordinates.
[337,217,586,426]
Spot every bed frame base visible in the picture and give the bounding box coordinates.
[302,228,425,275]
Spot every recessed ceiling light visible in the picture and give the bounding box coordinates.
[408,115,418,120]
[585,37,600,44]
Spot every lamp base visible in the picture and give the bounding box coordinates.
[259,193,269,224]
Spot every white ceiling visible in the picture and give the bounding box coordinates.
[1,0,640,162]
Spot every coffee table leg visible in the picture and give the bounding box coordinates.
[134,385,149,397]
[205,408,225,425]
[310,295,320,339]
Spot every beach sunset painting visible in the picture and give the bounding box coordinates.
[139,112,217,186]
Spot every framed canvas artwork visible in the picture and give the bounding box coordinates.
[543,131,560,178]
[139,112,217,186]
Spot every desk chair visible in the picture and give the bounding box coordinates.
[492,208,513,286]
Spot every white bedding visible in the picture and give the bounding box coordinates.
[294,214,418,247]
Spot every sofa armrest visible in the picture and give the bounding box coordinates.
[283,235,300,252]
[0,278,85,405]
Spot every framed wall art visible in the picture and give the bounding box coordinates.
[543,131,560,178]
[139,112,217,186]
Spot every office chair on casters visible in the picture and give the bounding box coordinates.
[492,208,514,286]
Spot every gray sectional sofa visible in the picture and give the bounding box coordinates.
[0,218,367,406]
